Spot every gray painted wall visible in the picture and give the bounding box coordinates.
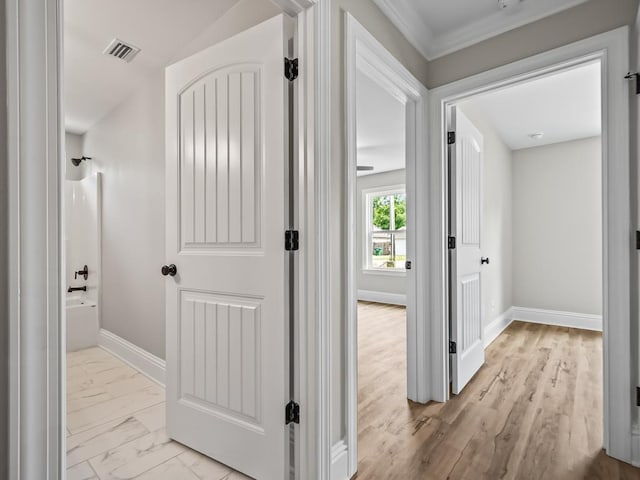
[356,169,407,297]
[512,137,603,315]
[78,0,280,359]
[82,74,166,358]
[426,0,639,87]
[0,0,8,474]
[459,105,513,327]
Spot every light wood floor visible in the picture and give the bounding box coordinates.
[66,347,249,480]
[355,301,640,480]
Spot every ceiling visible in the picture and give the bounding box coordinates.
[458,61,601,151]
[356,70,405,176]
[373,0,589,60]
[64,0,240,134]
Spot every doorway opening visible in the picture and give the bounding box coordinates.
[62,2,301,479]
[344,13,428,478]
[355,63,409,475]
[442,59,613,476]
[421,27,635,475]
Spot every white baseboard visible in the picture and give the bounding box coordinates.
[632,428,640,467]
[331,440,350,480]
[98,329,166,386]
[357,289,406,306]
[484,308,513,348]
[511,307,602,332]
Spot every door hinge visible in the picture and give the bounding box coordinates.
[636,386,640,407]
[636,231,640,250]
[285,58,299,81]
[285,400,300,424]
[625,72,640,95]
[285,230,299,251]
[405,261,412,270]
[448,236,456,249]
[449,341,457,354]
[447,131,456,145]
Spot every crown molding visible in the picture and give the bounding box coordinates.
[270,0,316,16]
[372,0,434,60]
[373,0,589,61]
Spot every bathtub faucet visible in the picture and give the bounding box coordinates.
[67,286,87,293]
[75,265,89,280]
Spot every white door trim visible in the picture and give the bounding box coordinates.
[428,27,631,462]
[7,0,65,478]
[311,1,333,479]
[344,13,428,478]
[6,0,325,479]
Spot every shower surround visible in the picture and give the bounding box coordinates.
[65,173,102,351]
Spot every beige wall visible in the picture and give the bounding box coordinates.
[356,170,407,297]
[426,0,639,87]
[78,0,280,359]
[458,105,513,327]
[330,0,430,444]
[512,137,602,316]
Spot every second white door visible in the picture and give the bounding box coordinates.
[449,106,485,395]
[165,15,293,480]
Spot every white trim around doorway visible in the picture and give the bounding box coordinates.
[428,27,632,463]
[344,12,429,479]
[6,0,327,479]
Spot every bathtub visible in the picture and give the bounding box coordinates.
[66,295,99,352]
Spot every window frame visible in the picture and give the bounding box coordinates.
[362,184,407,275]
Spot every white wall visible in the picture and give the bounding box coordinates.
[82,74,166,358]
[65,132,84,181]
[458,105,513,327]
[77,0,280,360]
[356,170,406,298]
[512,137,603,315]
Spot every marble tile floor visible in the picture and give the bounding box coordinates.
[66,346,251,480]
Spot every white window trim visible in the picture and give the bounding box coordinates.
[362,184,407,275]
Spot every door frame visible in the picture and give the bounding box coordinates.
[5,1,330,479]
[428,27,632,463]
[344,13,428,477]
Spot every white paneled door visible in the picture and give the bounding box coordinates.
[449,106,485,395]
[165,15,292,480]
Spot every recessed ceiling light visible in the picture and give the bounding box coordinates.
[529,132,544,140]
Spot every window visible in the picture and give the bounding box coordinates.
[364,187,406,272]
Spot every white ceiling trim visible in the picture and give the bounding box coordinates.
[269,0,316,16]
[373,0,589,61]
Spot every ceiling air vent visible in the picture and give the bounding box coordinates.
[103,38,141,63]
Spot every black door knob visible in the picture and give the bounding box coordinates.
[481,257,490,265]
[161,264,177,277]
